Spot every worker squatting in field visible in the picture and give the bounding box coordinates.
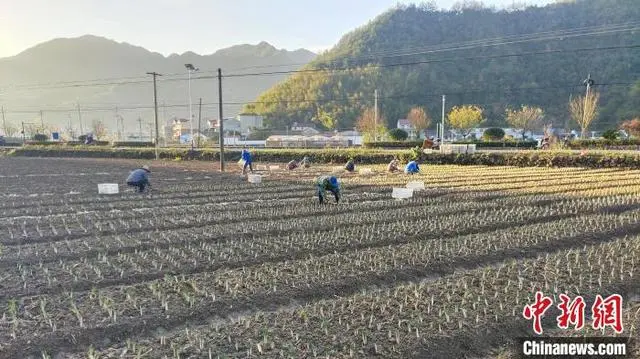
[126,165,151,193]
[287,156,311,170]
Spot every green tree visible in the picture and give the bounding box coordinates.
[388,128,409,141]
[505,106,544,140]
[448,105,483,138]
[601,129,619,140]
[482,127,505,141]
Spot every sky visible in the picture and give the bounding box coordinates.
[1,0,555,58]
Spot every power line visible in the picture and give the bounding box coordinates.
[3,43,639,93]
[223,44,640,78]
[3,81,633,115]
[3,21,639,91]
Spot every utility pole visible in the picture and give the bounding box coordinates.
[374,89,378,142]
[67,114,74,140]
[147,71,162,160]
[566,93,572,134]
[21,122,25,144]
[441,95,446,141]
[197,97,202,148]
[40,110,44,133]
[77,103,84,136]
[1,106,6,135]
[137,117,143,140]
[582,74,594,139]
[218,68,224,171]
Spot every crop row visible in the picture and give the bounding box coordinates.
[50,234,640,359]
[3,208,639,352]
[4,192,637,281]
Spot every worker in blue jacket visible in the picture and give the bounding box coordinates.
[241,149,253,175]
[405,159,420,175]
[316,175,341,204]
[126,165,151,193]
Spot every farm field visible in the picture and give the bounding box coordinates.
[0,157,639,358]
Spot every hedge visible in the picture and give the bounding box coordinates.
[11,147,415,164]
[451,141,538,148]
[363,141,423,148]
[112,141,155,147]
[364,140,537,149]
[566,138,640,150]
[11,146,640,169]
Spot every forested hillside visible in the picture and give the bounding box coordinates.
[248,0,640,132]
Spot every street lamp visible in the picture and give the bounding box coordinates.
[185,63,199,149]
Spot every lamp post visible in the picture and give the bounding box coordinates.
[185,64,199,149]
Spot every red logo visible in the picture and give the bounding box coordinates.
[524,292,623,335]
[557,294,586,330]
[523,291,553,335]
[592,294,623,334]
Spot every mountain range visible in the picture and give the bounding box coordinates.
[250,0,640,132]
[0,35,316,135]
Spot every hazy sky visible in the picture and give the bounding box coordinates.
[1,0,554,58]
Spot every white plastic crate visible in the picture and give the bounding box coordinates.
[406,181,425,191]
[269,165,280,171]
[359,168,374,176]
[248,174,262,184]
[440,144,476,154]
[392,188,414,199]
[98,183,119,194]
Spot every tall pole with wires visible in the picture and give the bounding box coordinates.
[197,97,202,148]
[1,106,6,135]
[374,89,378,142]
[441,95,446,141]
[147,71,161,160]
[582,74,594,139]
[185,64,199,150]
[218,68,225,172]
[77,103,84,136]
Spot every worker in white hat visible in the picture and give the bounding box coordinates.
[126,165,151,193]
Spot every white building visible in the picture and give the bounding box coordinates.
[397,119,417,138]
[237,113,264,134]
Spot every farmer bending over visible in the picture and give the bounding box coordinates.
[387,157,400,173]
[126,165,151,193]
[405,159,420,175]
[241,149,254,175]
[300,156,311,168]
[316,175,341,204]
[345,159,355,172]
[287,159,299,171]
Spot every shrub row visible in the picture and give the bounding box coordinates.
[362,141,424,148]
[422,151,640,168]
[364,140,538,149]
[12,146,640,169]
[566,138,640,149]
[111,141,155,147]
[11,147,415,164]
[452,141,538,148]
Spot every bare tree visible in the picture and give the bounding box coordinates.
[356,107,387,142]
[407,107,431,138]
[91,120,108,140]
[505,106,544,140]
[569,91,600,138]
[2,122,19,137]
